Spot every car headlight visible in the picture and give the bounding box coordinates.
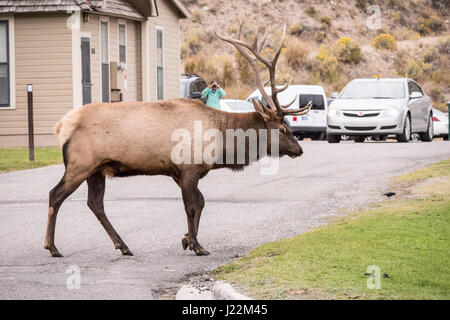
[383,105,402,117]
[328,105,340,117]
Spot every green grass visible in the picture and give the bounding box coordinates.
[214,160,450,300]
[0,147,62,173]
[395,159,450,183]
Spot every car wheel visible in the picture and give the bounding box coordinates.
[354,136,365,143]
[396,114,411,143]
[419,114,433,142]
[327,134,341,143]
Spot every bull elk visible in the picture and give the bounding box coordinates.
[44,22,312,258]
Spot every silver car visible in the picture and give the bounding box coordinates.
[327,78,434,143]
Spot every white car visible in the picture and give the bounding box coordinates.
[248,85,328,140]
[327,78,434,143]
[220,99,255,113]
[433,108,449,140]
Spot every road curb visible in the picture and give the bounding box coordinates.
[212,281,252,300]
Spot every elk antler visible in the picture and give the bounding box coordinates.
[216,21,312,118]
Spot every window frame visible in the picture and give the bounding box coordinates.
[156,26,164,100]
[118,22,127,65]
[100,18,110,103]
[0,20,10,108]
[408,80,424,97]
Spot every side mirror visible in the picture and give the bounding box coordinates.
[409,92,422,100]
[190,92,202,99]
[330,92,339,99]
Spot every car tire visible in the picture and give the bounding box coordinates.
[419,114,433,142]
[396,114,411,143]
[327,134,341,143]
[354,136,365,143]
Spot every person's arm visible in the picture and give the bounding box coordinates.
[201,87,211,98]
[218,88,226,98]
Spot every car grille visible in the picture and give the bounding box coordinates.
[343,112,380,118]
[345,126,377,131]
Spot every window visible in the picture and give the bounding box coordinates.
[119,24,126,64]
[101,21,109,102]
[156,28,164,100]
[0,21,9,107]
[299,94,325,110]
[408,81,423,96]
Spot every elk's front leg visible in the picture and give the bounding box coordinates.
[180,176,209,256]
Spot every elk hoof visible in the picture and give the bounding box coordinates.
[51,251,64,258]
[195,249,210,256]
[182,237,189,250]
[45,245,63,258]
[122,249,134,256]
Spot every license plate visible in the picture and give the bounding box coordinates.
[302,116,308,120]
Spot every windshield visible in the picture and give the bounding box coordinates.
[340,81,405,99]
[226,101,255,112]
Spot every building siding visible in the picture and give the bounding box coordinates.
[80,14,142,103]
[148,0,181,101]
[0,14,73,147]
[0,0,184,147]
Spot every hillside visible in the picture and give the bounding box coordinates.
[179,0,449,110]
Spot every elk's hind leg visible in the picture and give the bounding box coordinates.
[86,172,133,256]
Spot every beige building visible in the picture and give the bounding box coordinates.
[0,0,190,147]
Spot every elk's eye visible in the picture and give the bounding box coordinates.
[279,127,286,134]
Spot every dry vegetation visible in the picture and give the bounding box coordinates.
[180,0,449,110]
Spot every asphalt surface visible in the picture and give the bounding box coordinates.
[0,140,449,299]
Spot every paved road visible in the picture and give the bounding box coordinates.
[0,141,449,299]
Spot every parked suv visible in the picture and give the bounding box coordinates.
[248,85,328,140]
[180,74,208,102]
[327,78,434,143]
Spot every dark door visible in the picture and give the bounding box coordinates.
[81,37,92,105]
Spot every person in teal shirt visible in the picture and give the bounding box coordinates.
[201,81,226,110]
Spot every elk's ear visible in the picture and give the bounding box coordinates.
[251,99,272,122]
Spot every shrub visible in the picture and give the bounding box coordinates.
[356,0,376,10]
[285,38,309,70]
[220,55,236,87]
[306,6,317,17]
[372,34,397,50]
[417,15,445,35]
[337,37,363,64]
[429,87,445,105]
[393,28,420,41]
[191,9,203,23]
[234,51,252,85]
[290,23,306,36]
[319,16,332,29]
[312,46,339,84]
[182,30,202,56]
[316,31,326,43]
[438,36,450,55]
[404,58,432,81]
